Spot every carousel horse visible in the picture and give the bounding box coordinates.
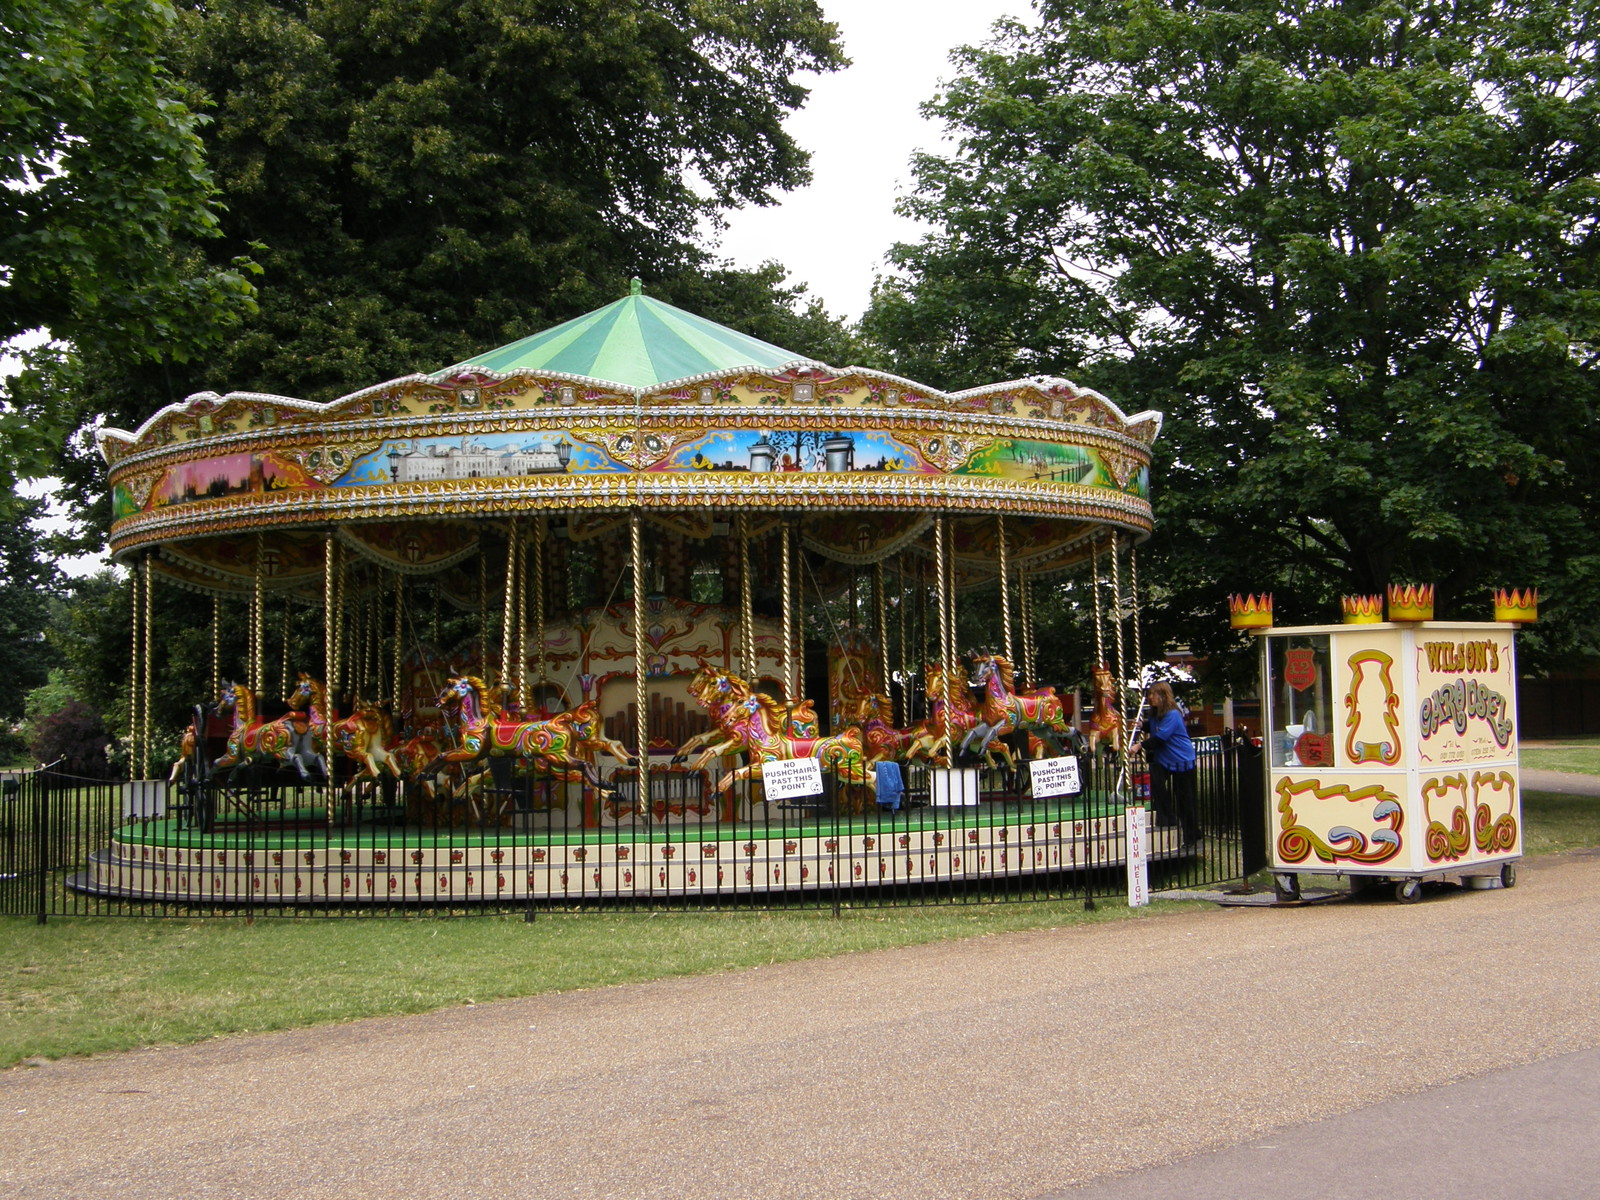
[421,676,636,813]
[331,699,402,796]
[899,663,1017,770]
[212,674,331,783]
[1083,662,1123,757]
[682,659,875,811]
[846,686,1013,771]
[167,724,197,786]
[849,691,911,763]
[960,653,1075,762]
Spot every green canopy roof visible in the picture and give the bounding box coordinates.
[436,279,813,390]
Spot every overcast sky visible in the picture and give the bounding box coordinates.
[713,0,1033,323]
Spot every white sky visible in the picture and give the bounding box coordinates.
[713,0,1033,322]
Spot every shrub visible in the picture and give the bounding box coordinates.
[28,699,114,778]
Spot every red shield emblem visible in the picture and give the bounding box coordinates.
[1295,732,1333,767]
[1285,648,1317,692]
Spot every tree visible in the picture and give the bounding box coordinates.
[864,0,1600,678]
[1,0,258,519]
[52,0,851,544]
[0,498,62,720]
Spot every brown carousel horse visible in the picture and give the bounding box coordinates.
[682,659,875,812]
[331,699,402,796]
[213,673,330,783]
[1083,662,1123,757]
[960,653,1077,762]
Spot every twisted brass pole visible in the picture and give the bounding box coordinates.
[501,520,519,698]
[632,513,648,818]
[739,514,754,678]
[324,533,336,825]
[998,514,1013,667]
[141,555,153,779]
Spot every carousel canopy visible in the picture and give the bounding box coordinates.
[97,280,1164,601]
[435,278,814,389]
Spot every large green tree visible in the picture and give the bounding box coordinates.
[56,0,851,545]
[72,0,846,404]
[1,0,258,518]
[865,0,1600,679]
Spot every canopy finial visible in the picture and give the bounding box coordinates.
[629,276,642,296]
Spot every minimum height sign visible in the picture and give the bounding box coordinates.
[1126,806,1149,907]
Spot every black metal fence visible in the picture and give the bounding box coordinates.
[0,738,1265,920]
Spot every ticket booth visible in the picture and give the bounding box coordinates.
[1258,619,1522,901]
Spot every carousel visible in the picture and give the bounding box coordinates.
[79,279,1171,905]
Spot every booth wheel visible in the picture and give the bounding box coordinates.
[1501,862,1518,889]
[1394,877,1422,904]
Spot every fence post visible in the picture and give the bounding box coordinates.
[35,770,49,925]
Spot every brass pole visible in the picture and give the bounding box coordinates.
[1130,546,1143,690]
[142,555,153,779]
[281,597,291,697]
[534,518,548,702]
[632,513,648,814]
[393,569,404,712]
[253,534,265,699]
[935,516,951,762]
[781,522,795,700]
[324,533,336,825]
[1110,534,1128,769]
[211,595,220,702]
[998,514,1013,667]
[739,513,754,679]
[501,520,519,700]
[875,560,889,699]
[129,560,141,778]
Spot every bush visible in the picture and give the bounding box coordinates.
[28,699,114,778]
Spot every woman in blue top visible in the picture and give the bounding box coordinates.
[1138,681,1200,850]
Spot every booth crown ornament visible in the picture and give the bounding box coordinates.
[1493,587,1539,623]
[1228,593,1274,629]
[1387,583,1435,622]
[1341,594,1384,624]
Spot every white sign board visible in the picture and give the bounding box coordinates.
[1126,805,1149,907]
[761,757,825,802]
[1029,755,1082,799]
[123,779,167,820]
[929,767,980,806]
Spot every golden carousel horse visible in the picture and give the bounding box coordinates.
[900,662,1017,769]
[1083,662,1123,757]
[331,699,403,798]
[213,673,331,783]
[681,659,875,813]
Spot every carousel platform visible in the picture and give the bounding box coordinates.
[73,792,1191,905]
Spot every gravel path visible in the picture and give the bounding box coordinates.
[4,850,1599,1200]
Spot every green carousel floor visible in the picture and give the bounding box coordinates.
[119,793,1129,850]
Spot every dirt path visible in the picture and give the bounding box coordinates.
[4,852,1599,1200]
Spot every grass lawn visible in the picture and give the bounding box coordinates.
[0,898,1181,1070]
[1522,738,1600,775]
[4,785,1597,1072]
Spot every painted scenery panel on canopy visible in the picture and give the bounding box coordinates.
[142,451,320,512]
[654,429,932,474]
[337,434,627,485]
[956,439,1149,498]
